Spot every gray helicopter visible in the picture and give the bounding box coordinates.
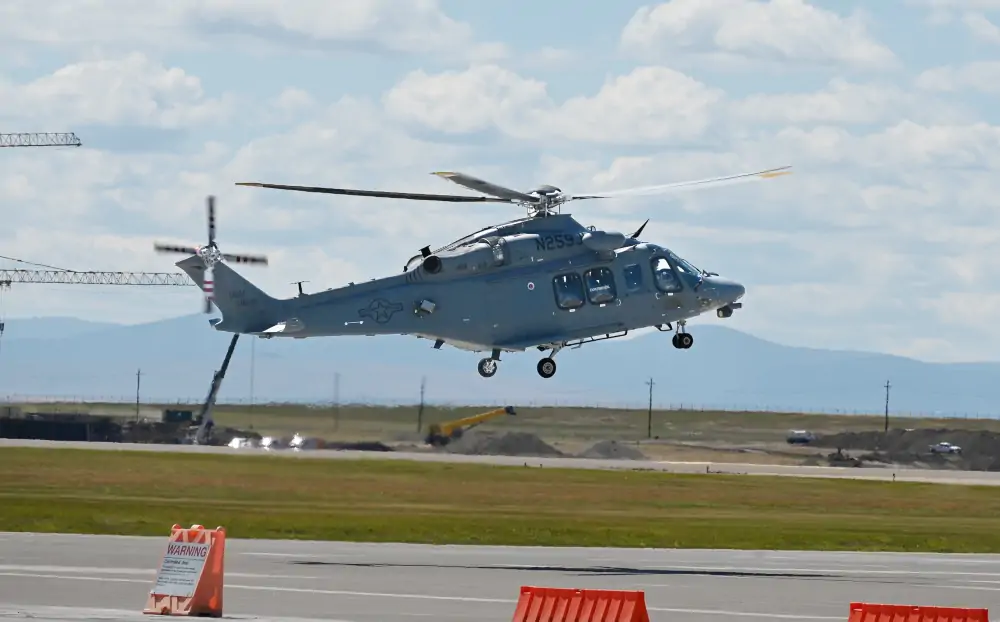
[155,166,791,379]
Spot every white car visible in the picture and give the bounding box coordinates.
[929,441,962,455]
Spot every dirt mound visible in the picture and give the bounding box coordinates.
[815,428,1000,471]
[444,430,564,457]
[579,440,647,460]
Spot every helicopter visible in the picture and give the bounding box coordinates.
[155,165,792,379]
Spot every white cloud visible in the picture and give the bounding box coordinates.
[730,77,967,125]
[0,53,234,129]
[384,64,724,145]
[0,0,505,61]
[911,0,1000,10]
[382,65,549,135]
[916,61,1000,93]
[620,0,897,70]
[963,12,1000,40]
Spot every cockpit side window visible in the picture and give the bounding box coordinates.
[624,264,643,292]
[584,267,617,304]
[552,273,585,310]
[651,256,682,293]
[668,252,701,277]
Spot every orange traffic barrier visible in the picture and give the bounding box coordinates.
[512,586,650,622]
[849,602,989,622]
[143,524,226,617]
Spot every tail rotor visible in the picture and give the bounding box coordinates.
[154,195,268,313]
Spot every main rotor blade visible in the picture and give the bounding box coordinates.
[568,166,793,200]
[155,243,199,255]
[236,182,512,203]
[431,171,539,203]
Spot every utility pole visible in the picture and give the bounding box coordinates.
[645,377,654,439]
[333,372,340,433]
[250,339,257,411]
[417,376,426,433]
[135,368,142,422]
[249,338,255,428]
[884,380,891,433]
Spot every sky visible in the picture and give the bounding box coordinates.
[1,0,999,364]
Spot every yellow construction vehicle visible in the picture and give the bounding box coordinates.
[425,405,517,446]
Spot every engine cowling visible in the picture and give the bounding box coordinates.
[581,231,626,252]
[422,241,501,274]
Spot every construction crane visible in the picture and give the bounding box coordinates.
[0,255,196,343]
[0,132,82,148]
[0,269,192,286]
[424,406,517,447]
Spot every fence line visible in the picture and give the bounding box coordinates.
[2,393,996,420]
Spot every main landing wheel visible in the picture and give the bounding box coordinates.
[537,357,557,379]
[478,358,498,378]
[672,332,694,349]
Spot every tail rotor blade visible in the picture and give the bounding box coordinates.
[154,243,199,255]
[207,195,216,247]
[223,253,268,265]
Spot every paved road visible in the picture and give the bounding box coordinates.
[0,533,996,622]
[3,438,999,486]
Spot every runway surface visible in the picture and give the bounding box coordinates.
[0,533,997,622]
[3,438,1000,486]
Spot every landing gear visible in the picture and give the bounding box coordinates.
[672,322,693,349]
[535,343,564,379]
[478,348,502,378]
[537,357,556,378]
[672,333,693,349]
[478,357,498,378]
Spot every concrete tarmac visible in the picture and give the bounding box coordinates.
[3,438,1000,486]
[0,533,998,621]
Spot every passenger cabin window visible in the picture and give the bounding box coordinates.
[624,264,643,292]
[552,273,585,309]
[584,267,617,304]
[651,257,681,293]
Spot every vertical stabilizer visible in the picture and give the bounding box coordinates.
[176,256,282,333]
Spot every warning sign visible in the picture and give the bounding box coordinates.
[144,524,226,617]
[151,542,210,597]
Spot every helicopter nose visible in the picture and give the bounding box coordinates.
[705,276,745,304]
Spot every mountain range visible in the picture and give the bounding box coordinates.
[0,314,997,417]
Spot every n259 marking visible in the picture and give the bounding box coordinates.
[536,233,583,251]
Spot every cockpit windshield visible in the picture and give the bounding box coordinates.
[668,251,703,277]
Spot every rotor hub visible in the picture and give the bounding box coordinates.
[196,245,224,268]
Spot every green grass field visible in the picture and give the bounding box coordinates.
[3,446,1000,552]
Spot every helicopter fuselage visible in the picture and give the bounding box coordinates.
[193,213,746,379]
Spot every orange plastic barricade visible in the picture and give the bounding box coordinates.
[143,524,226,617]
[848,602,989,622]
[512,586,650,622]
